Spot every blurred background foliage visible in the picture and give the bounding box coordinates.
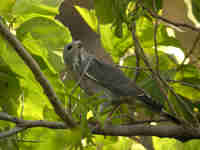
[0,0,200,149]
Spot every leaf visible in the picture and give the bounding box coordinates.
[0,0,15,17]
[142,0,163,11]
[94,0,116,24]
[16,16,72,72]
[0,71,20,115]
[0,29,49,120]
[191,0,200,23]
[100,23,133,61]
[12,0,58,17]
[75,6,98,33]
[174,65,200,101]
[137,17,180,48]
[153,137,200,150]
[19,128,68,150]
[153,137,183,150]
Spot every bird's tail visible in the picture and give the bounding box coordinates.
[161,110,181,124]
[137,93,163,112]
[137,94,181,124]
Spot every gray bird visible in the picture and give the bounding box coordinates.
[63,40,180,124]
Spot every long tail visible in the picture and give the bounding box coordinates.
[161,110,181,124]
[137,93,163,112]
[137,94,181,124]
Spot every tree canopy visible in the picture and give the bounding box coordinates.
[0,0,200,150]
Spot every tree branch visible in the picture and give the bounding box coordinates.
[152,0,159,73]
[131,22,178,117]
[144,7,200,32]
[181,32,200,65]
[0,112,67,129]
[0,127,26,139]
[0,17,76,128]
[0,112,199,141]
[0,112,68,138]
[92,124,200,142]
[131,23,141,82]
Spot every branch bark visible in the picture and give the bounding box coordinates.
[0,112,200,141]
[92,123,200,142]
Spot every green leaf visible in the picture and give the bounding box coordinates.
[191,0,200,23]
[153,137,200,150]
[12,0,58,17]
[16,16,72,72]
[75,6,98,33]
[100,23,133,61]
[137,17,180,48]
[0,0,15,17]
[0,30,49,120]
[19,128,68,150]
[174,65,200,101]
[0,71,20,115]
[142,0,163,11]
[15,16,73,118]
[153,137,183,150]
[94,0,116,24]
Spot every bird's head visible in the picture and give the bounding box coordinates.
[63,40,83,65]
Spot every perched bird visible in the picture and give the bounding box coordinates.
[63,40,180,124]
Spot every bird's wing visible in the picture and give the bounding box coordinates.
[82,57,163,111]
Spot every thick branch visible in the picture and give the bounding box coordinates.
[0,17,76,127]
[92,124,200,141]
[0,112,199,141]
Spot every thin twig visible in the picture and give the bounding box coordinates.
[20,91,24,119]
[138,2,198,124]
[152,0,159,73]
[131,23,141,82]
[0,112,67,129]
[131,23,177,117]
[160,80,199,124]
[0,17,76,128]
[0,127,26,139]
[167,79,200,91]
[144,7,200,32]
[16,139,42,143]
[0,112,68,138]
[181,32,200,65]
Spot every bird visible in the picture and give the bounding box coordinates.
[63,40,180,124]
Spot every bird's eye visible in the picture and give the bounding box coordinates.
[67,45,72,50]
[65,43,73,51]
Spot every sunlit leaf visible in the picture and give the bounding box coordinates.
[12,0,58,17]
[0,0,15,17]
[75,6,98,32]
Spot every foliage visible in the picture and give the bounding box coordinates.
[0,0,200,150]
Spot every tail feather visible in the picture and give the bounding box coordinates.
[161,110,181,124]
[137,94,163,112]
[138,94,181,124]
